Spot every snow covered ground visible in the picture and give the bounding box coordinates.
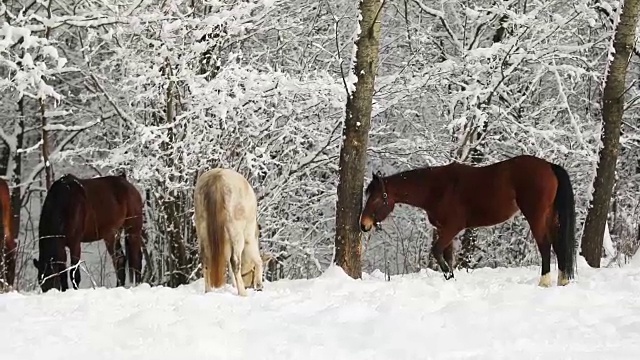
[2,259,640,360]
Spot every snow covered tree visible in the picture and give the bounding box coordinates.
[581,0,640,268]
[334,0,384,279]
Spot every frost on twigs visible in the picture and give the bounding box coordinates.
[81,0,347,283]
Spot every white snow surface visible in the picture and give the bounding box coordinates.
[2,261,640,360]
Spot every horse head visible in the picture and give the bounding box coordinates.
[33,256,68,292]
[360,171,396,232]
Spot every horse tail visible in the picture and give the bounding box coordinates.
[118,177,145,285]
[0,179,15,288]
[550,163,576,280]
[0,179,11,241]
[204,184,227,288]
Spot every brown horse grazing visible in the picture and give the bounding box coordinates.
[360,155,576,287]
[33,173,145,292]
[1,178,17,290]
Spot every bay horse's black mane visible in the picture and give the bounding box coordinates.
[365,166,434,195]
[35,174,88,290]
[39,174,84,239]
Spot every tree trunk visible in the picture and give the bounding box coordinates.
[581,0,640,268]
[40,99,53,189]
[334,0,383,279]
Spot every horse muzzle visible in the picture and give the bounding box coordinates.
[360,218,380,233]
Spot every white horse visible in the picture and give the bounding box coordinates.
[194,168,263,296]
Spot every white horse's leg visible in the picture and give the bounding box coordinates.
[231,246,247,297]
[227,228,247,297]
[195,210,211,293]
[244,241,264,291]
[203,264,212,293]
[222,237,237,290]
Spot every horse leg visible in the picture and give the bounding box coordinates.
[243,241,264,291]
[536,239,552,287]
[443,243,456,274]
[431,227,460,280]
[228,231,247,297]
[196,219,212,293]
[520,207,554,287]
[105,233,126,287]
[59,249,70,292]
[231,249,247,297]
[4,237,17,289]
[69,242,82,290]
[550,225,570,286]
[200,240,212,293]
[125,230,143,286]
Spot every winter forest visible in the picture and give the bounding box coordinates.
[1,0,639,292]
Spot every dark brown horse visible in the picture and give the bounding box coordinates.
[33,173,145,292]
[1,177,16,290]
[360,155,576,287]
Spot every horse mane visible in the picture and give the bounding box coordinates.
[38,175,85,248]
[367,166,433,194]
[114,169,127,179]
[200,174,228,288]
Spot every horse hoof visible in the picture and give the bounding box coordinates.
[557,271,570,286]
[443,273,454,281]
[538,273,552,287]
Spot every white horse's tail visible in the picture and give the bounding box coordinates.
[203,181,228,289]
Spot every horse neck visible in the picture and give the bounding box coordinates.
[38,233,66,263]
[39,182,75,260]
[385,168,433,208]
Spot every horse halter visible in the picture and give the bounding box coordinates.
[373,173,389,229]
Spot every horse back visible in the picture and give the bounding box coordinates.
[77,175,143,239]
[199,169,257,221]
[439,155,555,227]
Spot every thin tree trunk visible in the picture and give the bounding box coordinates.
[40,99,53,189]
[581,0,640,268]
[334,0,383,279]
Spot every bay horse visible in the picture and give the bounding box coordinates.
[33,173,145,292]
[1,177,17,290]
[194,168,263,296]
[360,155,576,287]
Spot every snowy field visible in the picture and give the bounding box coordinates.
[2,258,640,360]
